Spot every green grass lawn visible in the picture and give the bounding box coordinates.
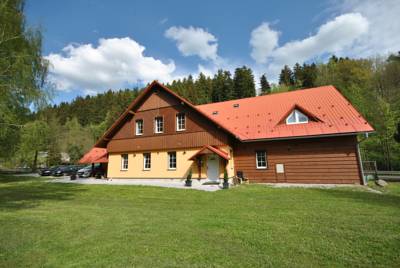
[1,176,399,267]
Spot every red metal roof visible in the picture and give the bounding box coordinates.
[196,85,374,141]
[189,145,230,160]
[79,147,108,163]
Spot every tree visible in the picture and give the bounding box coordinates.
[279,65,294,87]
[260,74,271,95]
[18,120,50,170]
[211,70,234,102]
[395,122,400,143]
[233,66,256,99]
[194,73,213,104]
[293,63,303,88]
[301,63,317,88]
[0,0,49,160]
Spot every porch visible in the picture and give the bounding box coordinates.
[189,145,231,181]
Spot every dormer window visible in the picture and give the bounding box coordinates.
[286,109,309,125]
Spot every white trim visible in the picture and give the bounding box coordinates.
[256,151,267,169]
[176,113,186,131]
[167,151,177,170]
[143,153,151,171]
[135,119,143,136]
[286,109,309,125]
[154,117,164,133]
[121,154,128,171]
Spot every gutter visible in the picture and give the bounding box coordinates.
[241,131,374,143]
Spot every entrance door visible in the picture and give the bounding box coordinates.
[207,154,219,181]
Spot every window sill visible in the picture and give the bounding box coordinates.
[176,129,186,132]
[256,167,267,170]
[167,168,177,171]
[135,133,143,136]
[143,169,150,171]
[120,169,128,171]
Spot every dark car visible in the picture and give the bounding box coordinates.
[52,165,83,177]
[38,166,58,176]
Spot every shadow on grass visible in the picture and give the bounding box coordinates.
[0,176,86,211]
[314,187,400,209]
[0,175,42,184]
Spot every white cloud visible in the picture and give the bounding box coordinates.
[45,37,176,92]
[250,13,369,80]
[269,13,368,70]
[165,26,218,61]
[250,23,279,64]
[337,0,400,57]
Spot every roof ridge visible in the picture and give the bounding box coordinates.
[196,85,336,107]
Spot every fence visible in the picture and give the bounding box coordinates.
[362,161,400,181]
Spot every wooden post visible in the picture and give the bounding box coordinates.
[198,157,202,179]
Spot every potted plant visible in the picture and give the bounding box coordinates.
[185,169,192,187]
[223,170,229,189]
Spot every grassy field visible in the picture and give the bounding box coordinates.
[0,175,399,267]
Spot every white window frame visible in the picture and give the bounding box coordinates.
[121,154,128,171]
[256,151,267,169]
[135,119,143,136]
[168,152,177,170]
[143,153,151,170]
[286,109,309,125]
[176,113,186,131]
[154,117,164,133]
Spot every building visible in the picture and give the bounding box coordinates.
[89,81,373,184]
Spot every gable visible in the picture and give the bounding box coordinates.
[136,89,180,112]
[95,81,236,148]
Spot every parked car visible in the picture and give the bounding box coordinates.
[38,166,59,176]
[77,164,104,178]
[52,165,84,177]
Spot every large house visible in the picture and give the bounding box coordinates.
[89,81,373,184]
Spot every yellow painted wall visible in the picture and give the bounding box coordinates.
[108,146,234,179]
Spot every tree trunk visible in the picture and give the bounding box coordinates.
[32,150,38,172]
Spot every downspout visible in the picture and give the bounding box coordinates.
[356,134,369,185]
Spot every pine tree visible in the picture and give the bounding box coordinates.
[212,70,234,102]
[293,63,303,88]
[260,74,271,95]
[195,73,213,104]
[302,63,317,88]
[233,66,256,99]
[279,65,294,87]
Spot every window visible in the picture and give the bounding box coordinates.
[256,151,267,169]
[168,152,177,170]
[135,119,143,135]
[143,153,151,170]
[121,154,128,170]
[154,117,163,133]
[176,113,186,131]
[286,109,309,125]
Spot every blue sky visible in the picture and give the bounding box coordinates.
[26,0,400,104]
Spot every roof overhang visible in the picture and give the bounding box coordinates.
[189,145,230,161]
[79,147,108,164]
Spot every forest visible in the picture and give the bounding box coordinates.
[1,0,400,170]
